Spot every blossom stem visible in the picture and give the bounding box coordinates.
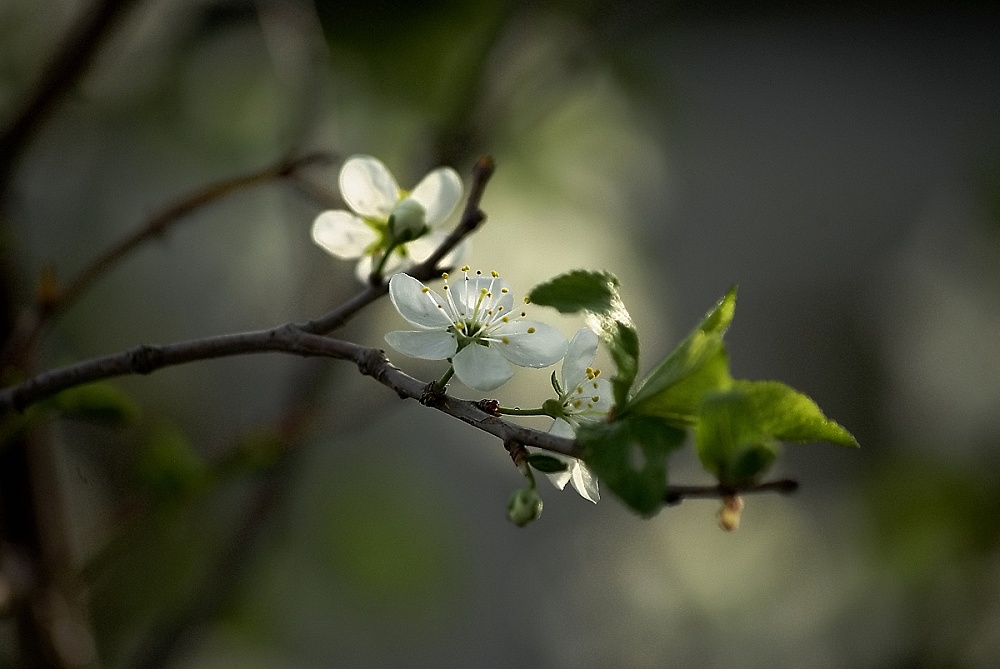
[370,241,400,281]
[433,365,455,392]
[497,406,549,417]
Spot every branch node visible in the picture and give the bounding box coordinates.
[504,439,529,470]
[419,382,446,407]
[475,399,500,416]
[129,345,164,375]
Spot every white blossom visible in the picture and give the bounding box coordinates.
[544,327,612,503]
[385,269,567,392]
[311,155,465,281]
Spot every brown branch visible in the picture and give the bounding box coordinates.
[663,479,799,506]
[0,152,336,369]
[0,325,580,457]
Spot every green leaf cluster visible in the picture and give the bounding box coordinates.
[529,271,858,515]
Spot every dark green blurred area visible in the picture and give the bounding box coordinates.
[1,0,999,667]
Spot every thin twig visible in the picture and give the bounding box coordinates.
[663,479,799,506]
[0,152,336,369]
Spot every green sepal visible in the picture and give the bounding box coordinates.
[578,414,685,517]
[550,370,563,396]
[623,286,737,424]
[526,454,569,474]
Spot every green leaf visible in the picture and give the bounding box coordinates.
[731,380,858,447]
[699,284,738,338]
[607,320,640,409]
[578,415,685,517]
[46,382,140,426]
[695,380,857,486]
[528,270,620,314]
[695,389,779,486]
[625,334,731,426]
[624,286,738,424]
[526,454,568,473]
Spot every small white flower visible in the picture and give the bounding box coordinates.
[385,269,568,392]
[544,327,612,503]
[312,155,466,281]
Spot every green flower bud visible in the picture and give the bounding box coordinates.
[507,487,543,527]
[388,198,427,242]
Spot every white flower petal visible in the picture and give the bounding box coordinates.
[388,273,454,329]
[385,330,457,360]
[406,234,471,269]
[548,417,577,438]
[492,321,568,368]
[570,461,600,503]
[562,327,599,389]
[453,344,513,391]
[312,211,377,259]
[410,167,463,226]
[540,450,575,492]
[339,155,399,219]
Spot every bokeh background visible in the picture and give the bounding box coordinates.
[2,1,999,667]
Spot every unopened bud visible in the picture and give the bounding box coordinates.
[388,198,427,242]
[507,487,543,527]
[717,495,744,532]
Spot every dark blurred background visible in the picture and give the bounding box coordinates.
[2,1,999,667]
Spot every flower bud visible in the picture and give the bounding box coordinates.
[507,487,543,527]
[717,495,744,532]
[388,198,427,242]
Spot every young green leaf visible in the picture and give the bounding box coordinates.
[607,320,640,409]
[730,380,859,447]
[625,334,731,426]
[528,270,620,314]
[695,389,779,486]
[623,286,737,423]
[578,414,685,517]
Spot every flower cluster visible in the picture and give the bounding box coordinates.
[312,155,612,506]
[385,270,610,503]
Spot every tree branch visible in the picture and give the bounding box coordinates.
[663,478,799,506]
[0,324,580,457]
[0,152,336,370]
